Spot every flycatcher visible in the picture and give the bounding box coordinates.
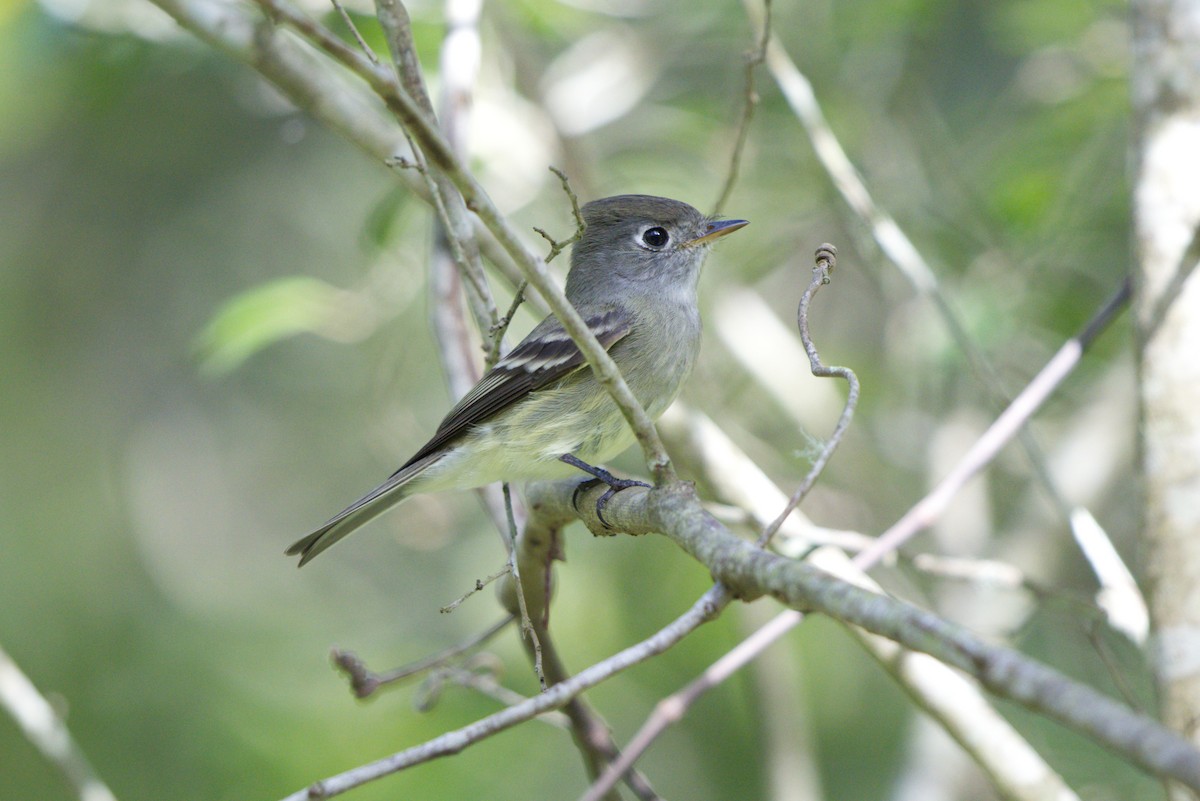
[287,194,747,565]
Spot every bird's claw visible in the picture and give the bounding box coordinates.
[562,454,650,528]
[592,476,651,527]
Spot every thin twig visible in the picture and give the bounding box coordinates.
[758,244,857,548]
[508,167,583,366]
[548,165,587,255]
[331,616,514,698]
[331,0,378,64]
[246,0,675,482]
[1083,620,1145,713]
[657,405,1082,800]
[854,278,1131,569]
[581,244,854,801]
[426,664,572,727]
[504,483,544,688]
[277,586,729,801]
[486,280,528,369]
[1141,221,1200,342]
[440,565,512,614]
[712,0,772,215]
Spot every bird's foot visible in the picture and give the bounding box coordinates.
[560,454,651,527]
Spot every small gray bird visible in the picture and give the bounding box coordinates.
[287,194,747,566]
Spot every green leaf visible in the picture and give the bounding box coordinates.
[195,276,342,374]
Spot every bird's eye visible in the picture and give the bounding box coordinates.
[641,227,670,248]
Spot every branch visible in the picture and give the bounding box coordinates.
[496,477,658,799]
[547,478,1200,791]
[0,644,119,801]
[854,278,1131,567]
[244,0,676,482]
[375,0,500,346]
[277,585,729,800]
[658,406,1081,800]
[331,616,513,699]
[758,14,1115,581]
[711,0,771,215]
[757,244,857,548]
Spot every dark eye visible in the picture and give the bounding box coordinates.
[641,227,669,248]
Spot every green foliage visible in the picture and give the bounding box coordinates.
[195,276,347,374]
[0,0,1143,799]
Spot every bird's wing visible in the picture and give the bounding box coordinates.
[398,305,632,471]
[285,306,632,566]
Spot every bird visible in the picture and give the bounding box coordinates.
[287,194,747,566]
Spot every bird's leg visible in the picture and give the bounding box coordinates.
[559,453,651,527]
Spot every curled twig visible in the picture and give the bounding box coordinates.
[758,244,858,548]
[581,243,854,801]
[331,616,514,699]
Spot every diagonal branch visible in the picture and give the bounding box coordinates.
[554,478,1200,792]
[855,277,1131,567]
[277,585,730,800]
[0,644,119,801]
[249,0,677,483]
[759,17,1114,577]
[150,0,675,481]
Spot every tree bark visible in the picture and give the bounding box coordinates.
[1133,2,1200,792]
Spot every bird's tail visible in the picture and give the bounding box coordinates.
[286,454,442,567]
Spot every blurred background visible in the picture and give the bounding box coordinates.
[0,0,1146,798]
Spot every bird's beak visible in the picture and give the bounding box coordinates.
[687,218,749,247]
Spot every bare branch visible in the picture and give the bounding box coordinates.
[486,280,528,370]
[425,662,571,728]
[758,244,857,548]
[330,0,378,64]
[712,0,771,215]
[439,565,511,614]
[375,0,500,354]
[658,407,1081,800]
[488,167,578,368]
[277,585,729,801]
[0,644,119,801]
[331,616,513,698]
[855,278,1131,567]
[548,477,1200,792]
[759,16,1111,578]
[503,483,545,688]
